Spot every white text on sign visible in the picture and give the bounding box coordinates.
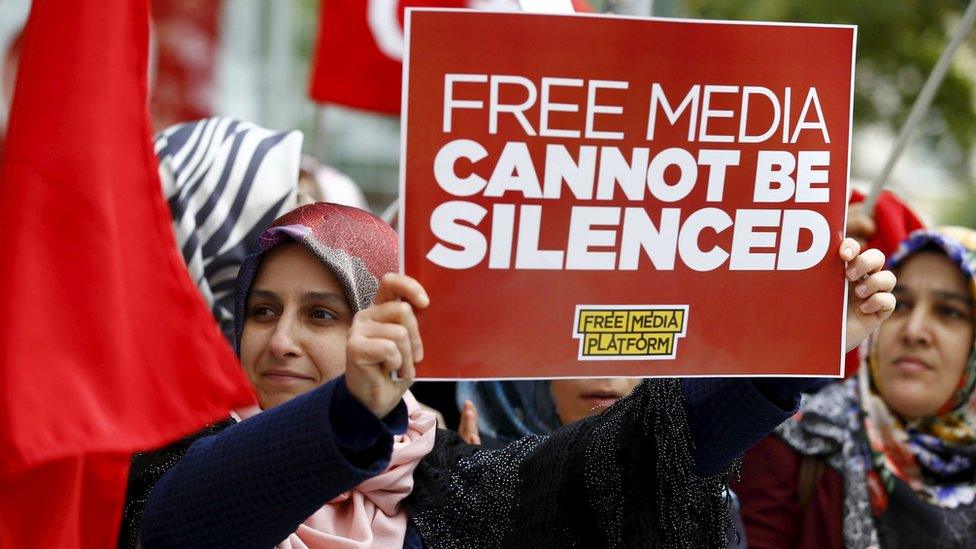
[428,75,835,273]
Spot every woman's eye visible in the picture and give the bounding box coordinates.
[892,300,910,313]
[248,305,276,319]
[310,308,337,322]
[938,305,969,321]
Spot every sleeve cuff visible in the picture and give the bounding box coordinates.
[682,378,805,476]
[750,378,816,410]
[331,376,409,460]
[680,378,734,407]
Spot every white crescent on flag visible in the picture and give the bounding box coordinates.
[367,0,575,62]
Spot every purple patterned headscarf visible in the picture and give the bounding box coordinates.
[778,227,976,547]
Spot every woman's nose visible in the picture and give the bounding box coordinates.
[268,317,302,358]
[901,307,933,347]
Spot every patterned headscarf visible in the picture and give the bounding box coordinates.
[233,202,399,352]
[157,117,301,343]
[778,227,976,548]
[860,227,976,509]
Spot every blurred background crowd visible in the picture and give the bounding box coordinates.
[0,0,974,223]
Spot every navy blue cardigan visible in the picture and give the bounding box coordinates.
[139,376,811,548]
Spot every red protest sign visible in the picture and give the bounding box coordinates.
[400,10,855,379]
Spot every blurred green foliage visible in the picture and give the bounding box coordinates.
[684,0,976,174]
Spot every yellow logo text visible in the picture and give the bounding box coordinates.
[573,305,688,360]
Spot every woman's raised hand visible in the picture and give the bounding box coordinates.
[345,274,429,419]
[842,238,896,352]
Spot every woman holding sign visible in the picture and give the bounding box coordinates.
[738,227,976,549]
[135,202,895,548]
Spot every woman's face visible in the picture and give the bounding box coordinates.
[240,243,353,409]
[550,378,640,425]
[874,251,975,419]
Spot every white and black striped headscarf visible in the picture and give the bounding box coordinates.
[156,117,301,343]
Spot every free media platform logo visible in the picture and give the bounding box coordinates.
[573,305,689,361]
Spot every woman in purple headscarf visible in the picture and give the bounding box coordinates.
[738,228,976,549]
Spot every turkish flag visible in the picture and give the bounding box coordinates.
[309,0,591,114]
[0,0,255,545]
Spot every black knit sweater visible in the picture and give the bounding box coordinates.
[123,376,808,548]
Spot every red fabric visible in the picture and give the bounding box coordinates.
[0,454,130,547]
[309,0,466,114]
[849,188,925,259]
[149,0,222,130]
[308,0,592,114]
[735,436,845,549]
[0,0,255,544]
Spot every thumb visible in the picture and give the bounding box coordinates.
[460,400,481,445]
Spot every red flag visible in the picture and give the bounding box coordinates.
[0,0,255,544]
[149,0,222,130]
[309,0,591,114]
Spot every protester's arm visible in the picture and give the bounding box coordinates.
[406,377,839,547]
[406,378,815,547]
[407,378,737,547]
[139,375,407,548]
[680,377,815,475]
[119,419,235,549]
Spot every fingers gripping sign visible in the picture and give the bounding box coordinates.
[346,274,430,419]
[840,238,897,352]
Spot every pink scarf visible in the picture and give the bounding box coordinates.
[237,391,437,548]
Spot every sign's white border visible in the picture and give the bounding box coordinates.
[399,9,855,380]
